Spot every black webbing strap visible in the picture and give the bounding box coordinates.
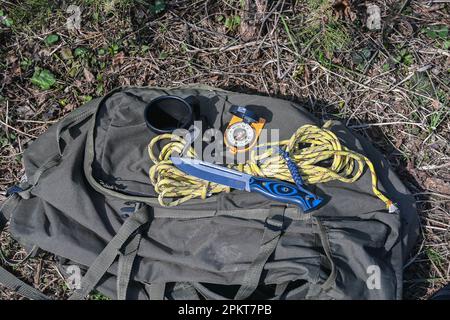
[145,283,166,300]
[69,205,151,300]
[234,204,286,300]
[0,265,51,300]
[116,233,142,300]
[193,283,230,300]
[0,195,51,300]
[275,281,290,297]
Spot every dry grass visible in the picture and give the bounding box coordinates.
[0,0,449,299]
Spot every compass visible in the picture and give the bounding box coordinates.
[224,106,266,154]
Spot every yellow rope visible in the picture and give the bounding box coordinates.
[148,120,394,210]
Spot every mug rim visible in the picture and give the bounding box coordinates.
[144,95,194,134]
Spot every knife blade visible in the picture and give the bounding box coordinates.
[171,157,323,212]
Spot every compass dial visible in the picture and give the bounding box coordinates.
[225,122,255,148]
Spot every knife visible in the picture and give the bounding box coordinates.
[171,157,323,213]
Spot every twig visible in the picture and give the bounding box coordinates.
[349,121,425,129]
[0,119,37,139]
[418,163,450,170]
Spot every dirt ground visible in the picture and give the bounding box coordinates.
[0,0,449,300]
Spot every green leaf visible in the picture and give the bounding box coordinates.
[351,48,372,65]
[396,49,414,67]
[159,51,168,60]
[89,291,109,300]
[443,40,450,50]
[108,44,119,55]
[402,53,414,66]
[426,248,443,266]
[438,28,449,38]
[180,42,188,53]
[81,95,92,103]
[0,10,13,27]
[3,18,12,27]
[44,34,59,45]
[0,136,9,148]
[20,58,32,70]
[31,68,56,90]
[224,15,241,31]
[96,84,104,96]
[68,63,80,77]
[74,47,89,58]
[425,25,448,40]
[59,98,68,106]
[152,0,166,14]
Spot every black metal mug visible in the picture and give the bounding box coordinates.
[144,95,194,134]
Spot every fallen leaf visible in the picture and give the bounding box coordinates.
[83,68,95,83]
[12,66,21,77]
[60,47,73,60]
[112,52,125,65]
[393,136,404,149]
[6,53,18,65]
[333,0,356,21]
[240,23,258,42]
[431,99,442,110]
[64,103,75,111]
[16,105,34,117]
[424,177,450,195]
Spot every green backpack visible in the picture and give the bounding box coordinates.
[0,86,419,300]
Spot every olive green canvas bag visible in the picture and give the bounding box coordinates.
[0,86,419,300]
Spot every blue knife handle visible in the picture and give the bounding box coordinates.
[278,148,304,184]
[249,177,323,212]
[278,148,318,199]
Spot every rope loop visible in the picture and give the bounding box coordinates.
[148,121,393,208]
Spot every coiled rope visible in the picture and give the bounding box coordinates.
[148,120,395,211]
